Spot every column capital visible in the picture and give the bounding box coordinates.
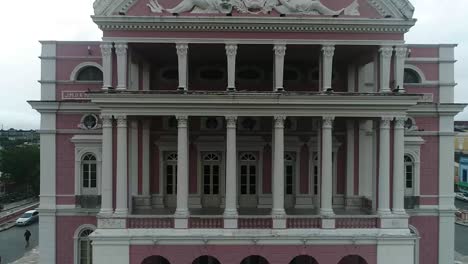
[225,44,238,57]
[394,46,408,58]
[379,46,393,58]
[176,43,189,56]
[176,115,188,128]
[380,117,393,129]
[115,43,128,56]
[225,116,237,128]
[394,116,407,129]
[321,45,335,57]
[322,116,335,128]
[101,115,113,127]
[274,115,286,128]
[115,115,127,127]
[100,43,113,56]
[273,44,287,57]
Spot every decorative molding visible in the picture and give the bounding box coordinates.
[274,115,286,128]
[147,0,163,13]
[100,43,113,56]
[394,46,407,58]
[176,43,189,56]
[115,43,128,56]
[321,45,335,58]
[394,117,406,129]
[380,117,393,129]
[274,0,359,16]
[176,115,188,128]
[379,46,393,58]
[322,116,334,128]
[69,62,103,81]
[78,114,102,130]
[116,115,127,127]
[101,115,113,127]
[274,44,287,57]
[225,44,238,57]
[225,116,237,128]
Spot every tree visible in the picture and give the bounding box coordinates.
[0,144,40,195]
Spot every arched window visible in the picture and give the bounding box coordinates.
[404,68,421,84]
[192,255,221,264]
[77,66,103,81]
[405,155,415,195]
[289,255,318,264]
[142,256,171,264]
[82,154,97,194]
[78,229,94,264]
[241,255,269,264]
[337,255,368,264]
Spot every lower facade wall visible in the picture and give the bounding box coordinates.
[130,245,377,264]
[409,215,439,264]
[56,215,97,264]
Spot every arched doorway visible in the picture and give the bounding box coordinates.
[193,255,221,264]
[290,255,319,264]
[337,255,368,264]
[240,255,269,264]
[142,256,171,264]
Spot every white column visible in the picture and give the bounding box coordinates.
[100,43,113,90]
[224,116,238,225]
[226,44,238,91]
[394,46,407,93]
[345,120,355,201]
[378,117,392,215]
[115,43,128,90]
[176,43,189,91]
[379,46,393,93]
[175,115,189,218]
[142,120,151,196]
[320,116,334,216]
[99,115,113,215]
[114,115,128,216]
[393,117,406,214]
[321,45,335,92]
[274,44,286,92]
[358,120,373,197]
[272,115,286,216]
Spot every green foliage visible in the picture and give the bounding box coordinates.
[0,144,40,194]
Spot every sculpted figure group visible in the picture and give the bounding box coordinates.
[147,0,360,15]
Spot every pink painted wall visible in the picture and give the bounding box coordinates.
[56,216,97,264]
[407,47,439,58]
[406,63,439,81]
[414,117,439,132]
[263,145,272,194]
[409,216,439,264]
[405,86,439,104]
[419,136,439,196]
[56,58,102,81]
[57,43,102,57]
[130,244,376,264]
[127,0,381,18]
[56,134,75,199]
[56,196,75,205]
[56,114,82,129]
[56,83,101,101]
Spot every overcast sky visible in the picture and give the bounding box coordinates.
[0,0,467,130]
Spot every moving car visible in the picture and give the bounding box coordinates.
[455,192,468,202]
[15,209,39,226]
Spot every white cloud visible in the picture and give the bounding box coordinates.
[0,0,466,129]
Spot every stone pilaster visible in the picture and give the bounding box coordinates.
[114,115,128,216]
[100,43,113,90]
[274,44,287,92]
[379,46,393,93]
[321,45,335,92]
[226,44,238,91]
[115,43,128,90]
[176,43,189,91]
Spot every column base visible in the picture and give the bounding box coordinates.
[116,86,127,91]
[113,208,128,217]
[392,209,407,215]
[321,218,336,229]
[174,218,189,229]
[271,208,286,218]
[320,208,335,217]
[174,208,190,218]
[273,218,287,229]
[223,209,238,218]
[380,214,409,229]
[224,218,238,229]
[275,87,284,92]
[227,87,236,92]
[177,87,187,92]
[98,208,114,217]
[377,208,392,216]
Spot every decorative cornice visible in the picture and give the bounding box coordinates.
[93,16,416,34]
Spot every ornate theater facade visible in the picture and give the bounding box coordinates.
[30,0,465,263]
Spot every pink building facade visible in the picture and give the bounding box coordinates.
[30,0,465,263]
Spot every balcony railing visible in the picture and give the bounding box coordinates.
[189,217,224,228]
[238,217,273,229]
[335,217,379,229]
[128,217,174,228]
[286,217,321,228]
[75,195,101,209]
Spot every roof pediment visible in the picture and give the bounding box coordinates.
[93,0,414,19]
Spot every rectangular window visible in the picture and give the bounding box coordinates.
[285,165,293,195]
[463,169,468,182]
[166,165,174,194]
[241,165,247,194]
[83,164,89,188]
[406,165,413,188]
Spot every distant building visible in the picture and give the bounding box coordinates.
[0,129,39,144]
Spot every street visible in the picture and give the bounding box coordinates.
[0,222,38,263]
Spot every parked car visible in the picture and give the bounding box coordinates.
[455,192,468,202]
[15,209,39,226]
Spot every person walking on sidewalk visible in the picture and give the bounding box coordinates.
[24,229,31,248]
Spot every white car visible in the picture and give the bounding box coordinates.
[15,209,39,226]
[455,192,468,202]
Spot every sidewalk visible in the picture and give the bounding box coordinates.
[9,247,39,264]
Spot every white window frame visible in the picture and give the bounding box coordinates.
[405,136,424,197]
[69,62,103,82]
[164,152,178,195]
[239,152,258,196]
[73,224,96,264]
[202,152,222,195]
[72,135,102,197]
[404,154,415,196]
[81,153,98,195]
